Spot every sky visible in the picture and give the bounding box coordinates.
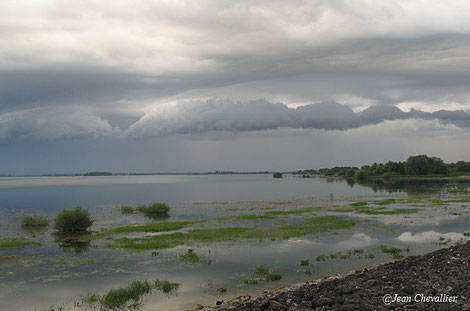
[1,0,470,174]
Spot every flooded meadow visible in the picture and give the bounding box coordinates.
[0,175,469,310]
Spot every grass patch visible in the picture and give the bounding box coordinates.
[265,207,319,216]
[21,215,50,236]
[235,215,275,220]
[242,279,258,285]
[357,208,420,215]
[254,264,270,275]
[372,199,396,205]
[265,273,282,281]
[179,248,211,264]
[0,238,41,249]
[107,216,357,251]
[137,202,170,219]
[103,221,196,235]
[376,245,408,259]
[350,201,368,207]
[83,279,180,310]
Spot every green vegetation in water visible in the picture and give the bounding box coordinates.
[137,202,170,219]
[376,245,408,259]
[82,279,180,310]
[101,221,197,235]
[120,202,171,220]
[242,279,258,285]
[273,172,283,178]
[464,232,470,237]
[107,216,357,251]
[358,208,420,215]
[179,248,211,264]
[316,248,375,261]
[305,268,312,275]
[254,264,270,275]
[300,259,309,266]
[265,273,282,281]
[0,238,41,249]
[372,199,396,205]
[235,214,275,220]
[264,207,319,216]
[153,279,180,295]
[350,201,368,207]
[120,205,135,215]
[21,215,50,236]
[53,206,93,234]
[0,255,95,269]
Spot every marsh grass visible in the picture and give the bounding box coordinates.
[242,279,258,285]
[300,259,309,266]
[179,248,211,264]
[254,264,269,275]
[264,273,282,281]
[350,201,368,207]
[235,215,275,220]
[0,238,41,249]
[104,221,196,235]
[107,216,357,250]
[21,215,50,236]
[82,279,180,310]
[376,245,407,259]
[372,199,396,205]
[137,202,170,219]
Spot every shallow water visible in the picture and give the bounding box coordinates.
[0,175,469,310]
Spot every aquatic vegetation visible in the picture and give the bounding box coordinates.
[108,216,357,250]
[120,205,135,215]
[300,259,309,266]
[305,268,312,275]
[153,279,180,295]
[376,245,407,259]
[357,208,420,215]
[349,201,368,207]
[179,248,211,264]
[0,238,41,249]
[104,221,197,235]
[217,287,227,293]
[53,206,93,234]
[372,199,396,205]
[365,253,375,259]
[464,232,470,237]
[265,273,282,281]
[273,172,283,178]
[235,214,275,220]
[137,202,170,219]
[265,207,319,216]
[82,278,180,310]
[254,264,270,275]
[242,279,258,285]
[21,215,50,236]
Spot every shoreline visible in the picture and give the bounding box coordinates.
[198,242,470,311]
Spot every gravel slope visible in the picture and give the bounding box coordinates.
[198,242,470,311]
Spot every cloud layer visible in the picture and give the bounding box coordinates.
[127,99,470,137]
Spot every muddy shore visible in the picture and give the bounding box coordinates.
[198,242,470,311]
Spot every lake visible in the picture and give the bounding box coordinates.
[0,174,469,310]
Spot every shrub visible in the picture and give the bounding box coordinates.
[53,206,93,234]
[265,273,282,281]
[254,264,270,275]
[120,205,135,215]
[273,172,283,178]
[21,215,49,236]
[137,202,170,219]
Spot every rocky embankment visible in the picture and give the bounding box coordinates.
[199,242,470,311]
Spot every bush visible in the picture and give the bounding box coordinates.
[53,206,93,234]
[273,172,283,178]
[21,215,50,236]
[137,202,170,219]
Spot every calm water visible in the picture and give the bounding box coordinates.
[0,175,469,310]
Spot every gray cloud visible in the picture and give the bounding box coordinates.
[127,99,470,137]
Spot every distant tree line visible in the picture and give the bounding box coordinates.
[295,155,470,179]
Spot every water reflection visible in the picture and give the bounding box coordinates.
[347,178,470,194]
[54,234,92,254]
